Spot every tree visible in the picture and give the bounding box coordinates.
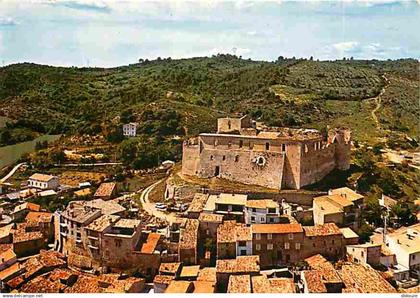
[50,149,66,164]
[0,130,12,145]
[391,202,417,226]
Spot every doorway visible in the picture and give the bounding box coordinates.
[214,166,220,176]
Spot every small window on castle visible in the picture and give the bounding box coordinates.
[304,145,308,153]
[228,142,232,148]
[235,155,239,162]
[265,142,270,150]
[282,144,286,152]
[249,142,253,149]
[210,155,214,160]
[222,155,226,161]
[228,120,231,130]
[314,143,317,150]
[239,140,243,148]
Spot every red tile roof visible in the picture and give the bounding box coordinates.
[252,223,303,234]
[303,223,342,237]
[140,233,161,254]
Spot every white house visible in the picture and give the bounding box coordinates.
[245,199,280,224]
[123,122,138,137]
[386,223,420,278]
[28,173,59,190]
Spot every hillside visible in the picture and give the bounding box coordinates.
[0,56,418,146]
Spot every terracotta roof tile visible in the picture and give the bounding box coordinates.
[303,223,342,237]
[252,223,303,234]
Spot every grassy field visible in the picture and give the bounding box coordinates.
[0,134,61,169]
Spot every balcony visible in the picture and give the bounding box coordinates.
[88,235,99,241]
[88,244,99,250]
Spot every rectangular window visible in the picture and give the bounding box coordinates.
[235,155,239,162]
[295,243,301,250]
[265,142,270,150]
[256,244,261,251]
[240,249,247,256]
[267,233,272,240]
[256,233,261,240]
[268,208,276,214]
[260,217,265,222]
[238,241,246,247]
[267,244,273,250]
[285,242,290,249]
[239,140,243,148]
[288,233,294,240]
[282,144,286,151]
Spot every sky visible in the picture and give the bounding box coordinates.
[0,0,419,67]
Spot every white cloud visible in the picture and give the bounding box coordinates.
[0,16,18,25]
[331,41,359,55]
[246,30,257,36]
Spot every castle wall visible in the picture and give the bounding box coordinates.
[181,122,351,191]
[181,143,200,176]
[299,142,337,188]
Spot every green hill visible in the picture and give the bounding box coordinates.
[0,55,418,146]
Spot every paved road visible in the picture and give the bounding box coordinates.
[138,179,177,224]
[0,162,26,183]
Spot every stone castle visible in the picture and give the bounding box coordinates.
[182,115,351,190]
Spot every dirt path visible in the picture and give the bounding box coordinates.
[138,179,177,224]
[370,74,389,130]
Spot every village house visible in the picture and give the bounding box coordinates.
[178,219,199,265]
[252,223,304,268]
[28,173,59,190]
[182,116,351,190]
[186,193,209,219]
[302,223,345,260]
[216,255,260,292]
[227,274,251,293]
[346,243,381,266]
[341,263,397,293]
[25,211,54,243]
[164,280,194,293]
[304,254,343,293]
[251,275,296,293]
[385,223,420,279]
[10,202,41,221]
[56,199,161,276]
[312,193,360,228]
[93,182,117,200]
[123,122,138,137]
[204,193,247,222]
[339,227,359,245]
[245,199,281,224]
[0,224,13,244]
[217,221,252,259]
[12,223,46,257]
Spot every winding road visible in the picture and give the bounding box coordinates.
[138,179,177,224]
[0,162,26,183]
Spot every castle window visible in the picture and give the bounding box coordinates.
[282,144,286,152]
[222,155,226,161]
[228,142,232,148]
[239,140,243,148]
[210,155,214,160]
[235,155,239,162]
[249,142,253,149]
[265,142,270,150]
[304,145,308,153]
[228,120,231,130]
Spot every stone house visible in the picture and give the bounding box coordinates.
[216,255,260,292]
[302,223,345,261]
[217,221,252,260]
[346,243,381,266]
[252,223,304,268]
[178,219,199,265]
[245,199,281,224]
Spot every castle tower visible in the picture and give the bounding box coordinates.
[328,128,351,170]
